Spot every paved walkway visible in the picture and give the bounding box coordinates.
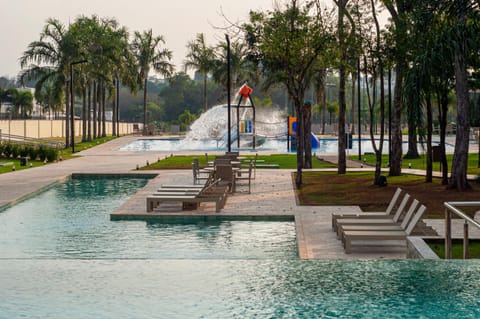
[1,135,470,259]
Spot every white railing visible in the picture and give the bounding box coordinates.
[444,201,480,259]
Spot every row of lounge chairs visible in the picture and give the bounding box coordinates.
[146,174,229,213]
[332,188,427,254]
[146,152,255,213]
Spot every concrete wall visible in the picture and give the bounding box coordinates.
[0,120,139,139]
[407,237,440,259]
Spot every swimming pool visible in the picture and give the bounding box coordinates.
[119,137,454,154]
[1,260,479,318]
[1,176,479,318]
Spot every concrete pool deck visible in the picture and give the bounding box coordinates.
[0,135,475,259]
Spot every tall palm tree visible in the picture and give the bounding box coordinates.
[131,29,174,135]
[19,18,74,147]
[12,90,34,118]
[184,33,215,112]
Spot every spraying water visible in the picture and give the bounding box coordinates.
[179,104,288,149]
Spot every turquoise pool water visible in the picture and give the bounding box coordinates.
[1,260,480,318]
[1,176,480,318]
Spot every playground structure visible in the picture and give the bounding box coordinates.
[181,84,320,152]
[287,116,320,151]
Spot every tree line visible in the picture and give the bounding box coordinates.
[15,0,480,191]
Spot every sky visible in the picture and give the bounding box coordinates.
[0,0,277,79]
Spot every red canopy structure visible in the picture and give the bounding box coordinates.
[235,84,256,149]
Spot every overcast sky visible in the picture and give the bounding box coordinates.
[0,0,278,79]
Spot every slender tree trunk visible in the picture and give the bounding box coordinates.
[97,82,102,137]
[449,2,470,190]
[102,86,106,137]
[143,77,148,135]
[65,81,70,148]
[351,72,356,135]
[314,69,327,135]
[304,103,312,168]
[116,79,120,136]
[404,101,420,158]
[438,92,449,185]
[295,98,305,187]
[112,79,116,137]
[87,84,91,141]
[93,81,97,139]
[82,86,87,142]
[203,73,208,112]
[426,93,433,183]
[337,0,348,174]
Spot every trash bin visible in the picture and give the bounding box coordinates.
[20,157,28,166]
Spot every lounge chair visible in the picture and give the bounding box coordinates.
[333,192,411,234]
[235,161,253,193]
[337,198,420,242]
[146,178,228,213]
[343,204,427,254]
[331,188,403,230]
[215,163,236,193]
[192,158,211,184]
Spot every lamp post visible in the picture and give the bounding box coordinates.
[225,34,231,152]
[70,59,88,153]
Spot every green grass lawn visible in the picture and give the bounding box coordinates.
[0,136,118,174]
[0,159,45,173]
[141,154,337,170]
[428,240,480,259]
[350,153,480,175]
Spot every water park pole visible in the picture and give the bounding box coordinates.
[226,34,232,152]
[287,116,290,151]
[357,58,361,161]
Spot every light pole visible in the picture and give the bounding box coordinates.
[70,59,87,153]
[225,34,231,152]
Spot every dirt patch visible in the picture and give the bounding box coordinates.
[297,171,480,218]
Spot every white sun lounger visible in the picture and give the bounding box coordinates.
[338,199,420,242]
[343,204,427,254]
[332,188,403,231]
[334,193,411,236]
[146,179,228,213]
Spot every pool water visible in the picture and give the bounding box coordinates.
[1,260,480,318]
[119,138,455,154]
[1,177,480,318]
[0,176,297,259]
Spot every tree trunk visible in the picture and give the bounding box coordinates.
[389,61,404,176]
[404,101,420,159]
[337,0,348,174]
[295,100,305,187]
[425,93,433,183]
[82,86,87,142]
[102,86,106,137]
[448,4,470,190]
[203,73,208,112]
[143,77,148,135]
[112,79,116,137]
[65,81,70,148]
[438,92,449,185]
[351,72,356,135]
[93,81,97,139]
[303,103,312,168]
[87,84,91,141]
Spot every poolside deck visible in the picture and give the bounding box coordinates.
[1,135,474,259]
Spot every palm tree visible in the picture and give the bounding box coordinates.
[12,90,34,118]
[184,33,215,112]
[131,29,174,135]
[19,18,74,147]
